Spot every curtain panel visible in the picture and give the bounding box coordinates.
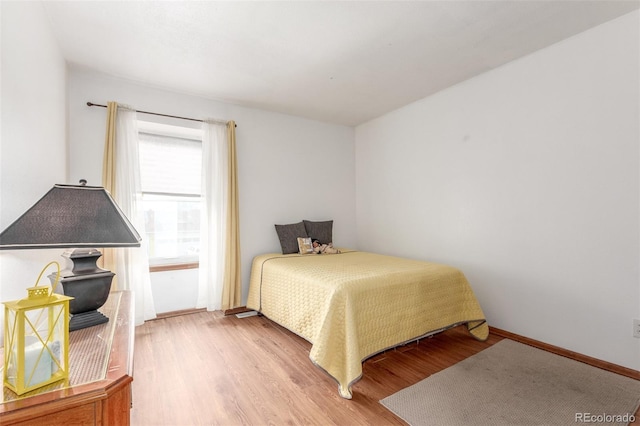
[198,120,242,311]
[101,102,118,278]
[222,121,241,310]
[101,102,157,325]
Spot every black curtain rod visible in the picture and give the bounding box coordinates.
[86,102,236,127]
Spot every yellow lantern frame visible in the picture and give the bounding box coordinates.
[3,262,73,395]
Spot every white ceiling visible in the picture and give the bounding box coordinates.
[42,1,639,126]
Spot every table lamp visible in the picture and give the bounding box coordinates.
[0,180,141,331]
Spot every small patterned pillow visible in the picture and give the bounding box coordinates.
[297,237,314,255]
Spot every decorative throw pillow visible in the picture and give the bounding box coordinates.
[275,222,308,254]
[297,237,313,255]
[303,220,333,245]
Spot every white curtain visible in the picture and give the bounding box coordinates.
[197,121,228,310]
[112,106,157,324]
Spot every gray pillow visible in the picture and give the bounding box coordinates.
[303,220,333,245]
[275,222,308,254]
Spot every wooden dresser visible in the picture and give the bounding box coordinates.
[0,291,134,425]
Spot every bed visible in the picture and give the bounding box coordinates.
[246,249,488,399]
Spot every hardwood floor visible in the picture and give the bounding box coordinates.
[130,312,639,426]
[130,311,500,425]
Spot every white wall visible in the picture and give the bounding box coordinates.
[151,269,199,313]
[67,68,356,311]
[355,11,640,370]
[0,2,67,308]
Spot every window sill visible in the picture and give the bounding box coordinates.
[149,262,199,273]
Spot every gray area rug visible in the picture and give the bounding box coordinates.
[380,339,640,425]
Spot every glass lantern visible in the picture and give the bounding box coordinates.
[3,262,73,395]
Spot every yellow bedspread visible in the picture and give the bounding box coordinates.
[246,250,488,399]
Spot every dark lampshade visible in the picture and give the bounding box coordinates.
[0,182,141,331]
[0,183,140,250]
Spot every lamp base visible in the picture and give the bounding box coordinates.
[69,310,109,331]
[48,248,115,332]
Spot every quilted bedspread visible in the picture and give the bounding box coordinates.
[246,250,488,399]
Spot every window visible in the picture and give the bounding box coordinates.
[138,121,203,267]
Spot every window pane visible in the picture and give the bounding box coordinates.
[139,132,202,195]
[142,194,201,264]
